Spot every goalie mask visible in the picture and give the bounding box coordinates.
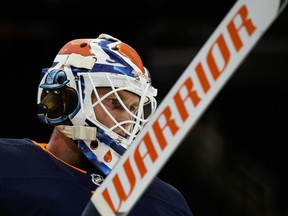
[37,34,158,175]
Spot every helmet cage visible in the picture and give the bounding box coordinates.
[77,71,157,149]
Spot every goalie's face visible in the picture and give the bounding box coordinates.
[91,87,140,140]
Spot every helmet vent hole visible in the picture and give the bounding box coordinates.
[90,140,98,150]
[80,43,88,48]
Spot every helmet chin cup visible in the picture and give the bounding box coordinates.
[37,33,157,175]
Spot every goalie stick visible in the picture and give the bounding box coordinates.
[82,0,288,215]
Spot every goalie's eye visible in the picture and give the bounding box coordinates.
[103,98,121,110]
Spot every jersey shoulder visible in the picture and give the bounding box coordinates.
[0,138,37,153]
[0,138,48,176]
[130,177,193,216]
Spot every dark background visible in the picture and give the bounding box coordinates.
[1,1,288,215]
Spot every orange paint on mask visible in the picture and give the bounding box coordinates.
[116,43,145,74]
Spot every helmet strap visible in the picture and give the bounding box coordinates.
[56,125,97,141]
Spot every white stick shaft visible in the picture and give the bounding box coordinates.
[90,0,287,215]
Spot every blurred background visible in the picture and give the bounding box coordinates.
[1,0,288,215]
